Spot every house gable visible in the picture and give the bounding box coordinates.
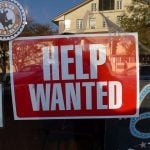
[52,0,133,34]
[52,0,93,24]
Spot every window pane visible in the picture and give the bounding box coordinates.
[76,19,83,29]
[99,0,115,11]
[89,18,96,29]
[91,3,97,11]
[64,19,71,30]
[117,0,122,9]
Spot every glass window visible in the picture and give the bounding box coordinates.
[76,19,84,30]
[89,18,96,29]
[99,0,115,11]
[0,0,149,150]
[116,0,122,10]
[91,3,97,11]
[64,19,71,30]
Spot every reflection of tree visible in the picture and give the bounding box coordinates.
[0,41,9,74]
[0,18,54,74]
[119,0,150,54]
[111,36,136,56]
[13,20,54,72]
[20,20,53,37]
[12,40,53,72]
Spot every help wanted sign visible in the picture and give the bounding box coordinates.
[9,33,139,120]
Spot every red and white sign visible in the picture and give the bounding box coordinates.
[10,33,139,120]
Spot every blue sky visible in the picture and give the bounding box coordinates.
[18,0,84,29]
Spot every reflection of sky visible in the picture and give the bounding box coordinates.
[18,0,84,29]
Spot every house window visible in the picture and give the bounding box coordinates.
[76,19,84,29]
[91,3,97,11]
[99,0,114,11]
[116,0,122,10]
[64,19,71,30]
[89,18,96,29]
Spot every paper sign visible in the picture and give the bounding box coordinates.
[9,33,139,120]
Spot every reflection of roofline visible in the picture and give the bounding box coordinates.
[52,0,93,23]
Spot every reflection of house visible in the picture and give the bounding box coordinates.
[52,0,132,34]
[52,0,137,74]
